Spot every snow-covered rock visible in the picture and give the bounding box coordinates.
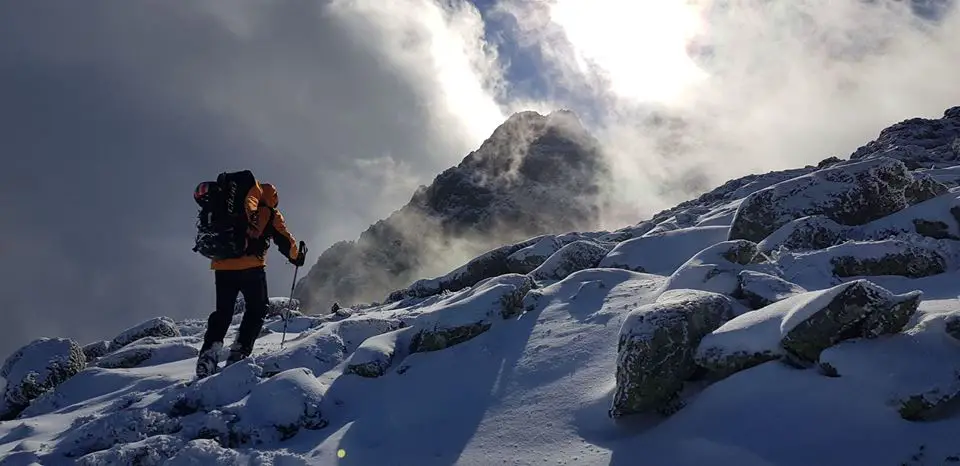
[257,329,346,378]
[332,316,406,352]
[598,225,730,274]
[408,274,534,353]
[735,270,808,309]
[0,337,86,420]
[387,237,541,303]
[56,408,181,458]
[74,434,185,466]
[610,289,735,417]
[757,215,852,253]
[729,157,947,243]
[860,190,960,240]
[110,317,181,351]
[81,340,111,363]
[505,235,564,273]
[695,280,922,378]
[346,327,413,378]
[849,106,960,167]
[155,358,263,417]
[529,240,610,282]
[95,337,199,369]
[661,240,769,296]
[777,236,951,286]
[225,368,327,446]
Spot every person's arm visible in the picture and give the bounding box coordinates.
[270,209,305,265]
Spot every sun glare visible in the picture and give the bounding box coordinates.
[549,0,708,104]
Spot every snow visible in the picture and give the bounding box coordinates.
[9,108,960,465]
[598,225,730,275]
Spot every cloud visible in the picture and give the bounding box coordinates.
[492,0,960,227]
[0,0,508,358]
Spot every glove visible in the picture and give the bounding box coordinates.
[292,240,307,267]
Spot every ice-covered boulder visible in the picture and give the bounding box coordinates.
[529,240,610,282]
[661,240,769,296]
[695,280,922,378]
[95,337,199,369]
[734,270,808,309]
[110,317,181,351]
[598,226,730,275]
[610,289,735,418]
[409,274,535,353]
[729,157,948,243]
[0,337,86,420]
[225,367,327,446]
[74,434,185,466]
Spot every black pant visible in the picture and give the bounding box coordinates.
[201,267,268,356]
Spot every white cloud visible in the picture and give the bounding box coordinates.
[492,0,960,225]
[328,0,508,154]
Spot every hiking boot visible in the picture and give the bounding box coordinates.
[225,341,251,366]
[195,341,223,379]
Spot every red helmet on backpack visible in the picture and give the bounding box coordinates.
[194,181,218,205]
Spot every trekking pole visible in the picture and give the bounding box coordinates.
[280,241,306,349]
[280,264,299,350]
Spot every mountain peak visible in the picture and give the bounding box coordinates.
[292,109,610,311]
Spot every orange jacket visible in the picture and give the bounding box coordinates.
[211,183,302,271]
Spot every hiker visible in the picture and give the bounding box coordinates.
[192,173,307,378]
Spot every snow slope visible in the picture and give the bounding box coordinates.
[4,107,960,465]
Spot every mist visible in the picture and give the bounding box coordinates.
[2,0,959,358]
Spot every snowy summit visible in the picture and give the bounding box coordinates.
[4,107,960,465]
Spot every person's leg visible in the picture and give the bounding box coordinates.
[229,267,268,362]
[197,270,241,377]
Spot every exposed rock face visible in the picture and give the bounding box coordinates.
[729,157,948,243]
[294,110,610,312]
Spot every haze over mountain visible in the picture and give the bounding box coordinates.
[293,109,609,311]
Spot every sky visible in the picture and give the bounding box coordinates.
[0,0,959,359]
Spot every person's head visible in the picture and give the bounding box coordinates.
[261,183,279,208]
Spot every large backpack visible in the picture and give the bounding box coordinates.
[192,170,258,260]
